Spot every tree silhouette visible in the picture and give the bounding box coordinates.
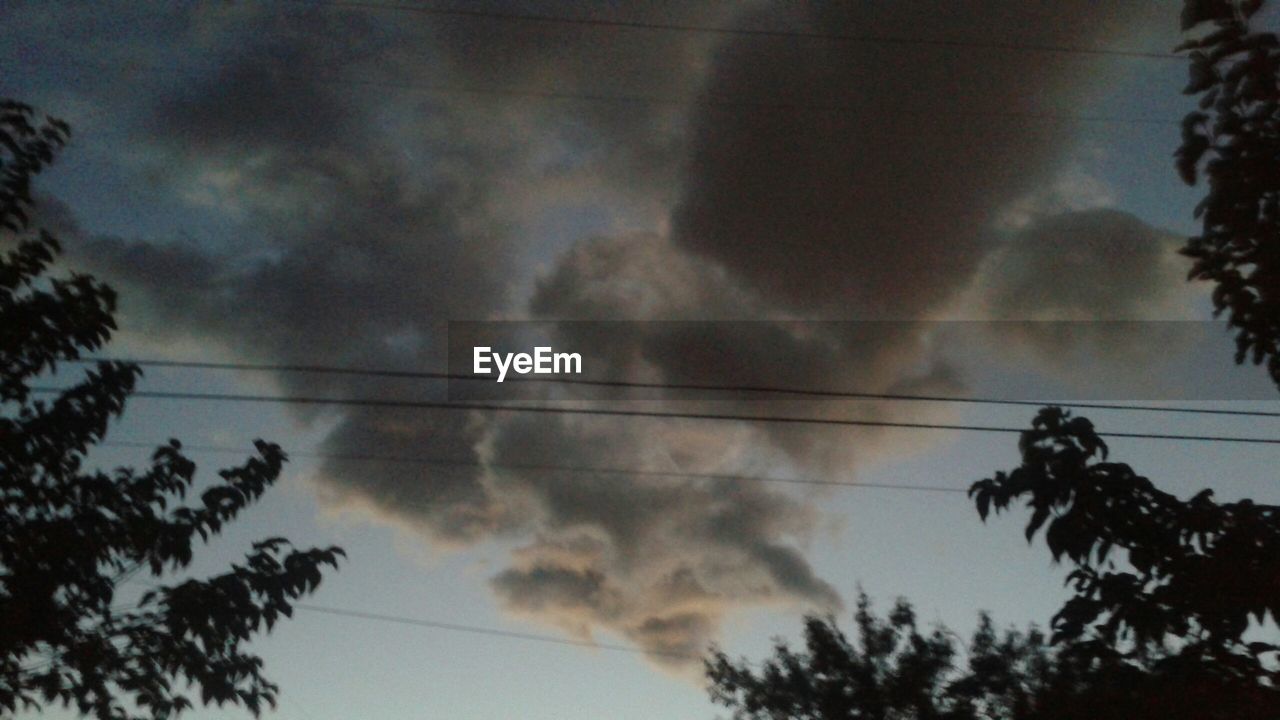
[970,407,1280,719]
[1175,0,1280,386]
[704,592,1228,720]
[707,593,1058,720]
[706,3,1280,717]
[709,559,1278,718]
[1,100,344,718]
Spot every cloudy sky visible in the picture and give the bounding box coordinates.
[5,1,1280,718]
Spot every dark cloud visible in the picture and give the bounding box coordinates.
[963,208,1201,394]
[475,233,966,660]
[488,408,843,664]
[980,209,1188,321]
[410,0,726,214]
[311,407,508,544]
[522,231,963,460]
[24,0,1193,668]
[56,3,526,545]
[672,2,1163,318]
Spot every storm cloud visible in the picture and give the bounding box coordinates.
[672,2,1166,318]
[13,0,1202,668]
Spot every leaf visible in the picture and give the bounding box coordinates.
[1026,506,1050,542]
[1181,0,1233,31]
[1187,55,1218,93]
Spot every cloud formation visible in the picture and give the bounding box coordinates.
[672,2,1164,318]
[980,209,1190,323]
[961,208,1202,395]
[488,409,842,663]
[14,0,1202,668]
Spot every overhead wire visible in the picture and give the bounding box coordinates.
[291,603,700,660]
[0,0,1237,682]
[29,386,1280,446]
[63,356,1280,419]
[119,579,693,660]
[99,440,972,495]
[279,0,1181,61]
[8,57,1180,128]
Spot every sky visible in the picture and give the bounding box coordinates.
[4,1,1280,718]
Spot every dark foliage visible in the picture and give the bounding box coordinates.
[971,407,1280,719]
[707,594,1058,720]
[713,403,1280,720]
[1175,0,1280,386]
[1,100,344,718]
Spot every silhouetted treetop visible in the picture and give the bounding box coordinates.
[971,407,1280,717]
[1176,0,1280,386]
[706,594,1057,720]
[1,99,344,719]
[1,100,68,236]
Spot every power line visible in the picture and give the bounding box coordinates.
[284,0,1180,61]
[14,58,1178,128]
[68,357,1280,419]
[31,387,1280,446]
[122,578,694,660]
[290,603,699,660]
[99,440,971,495]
